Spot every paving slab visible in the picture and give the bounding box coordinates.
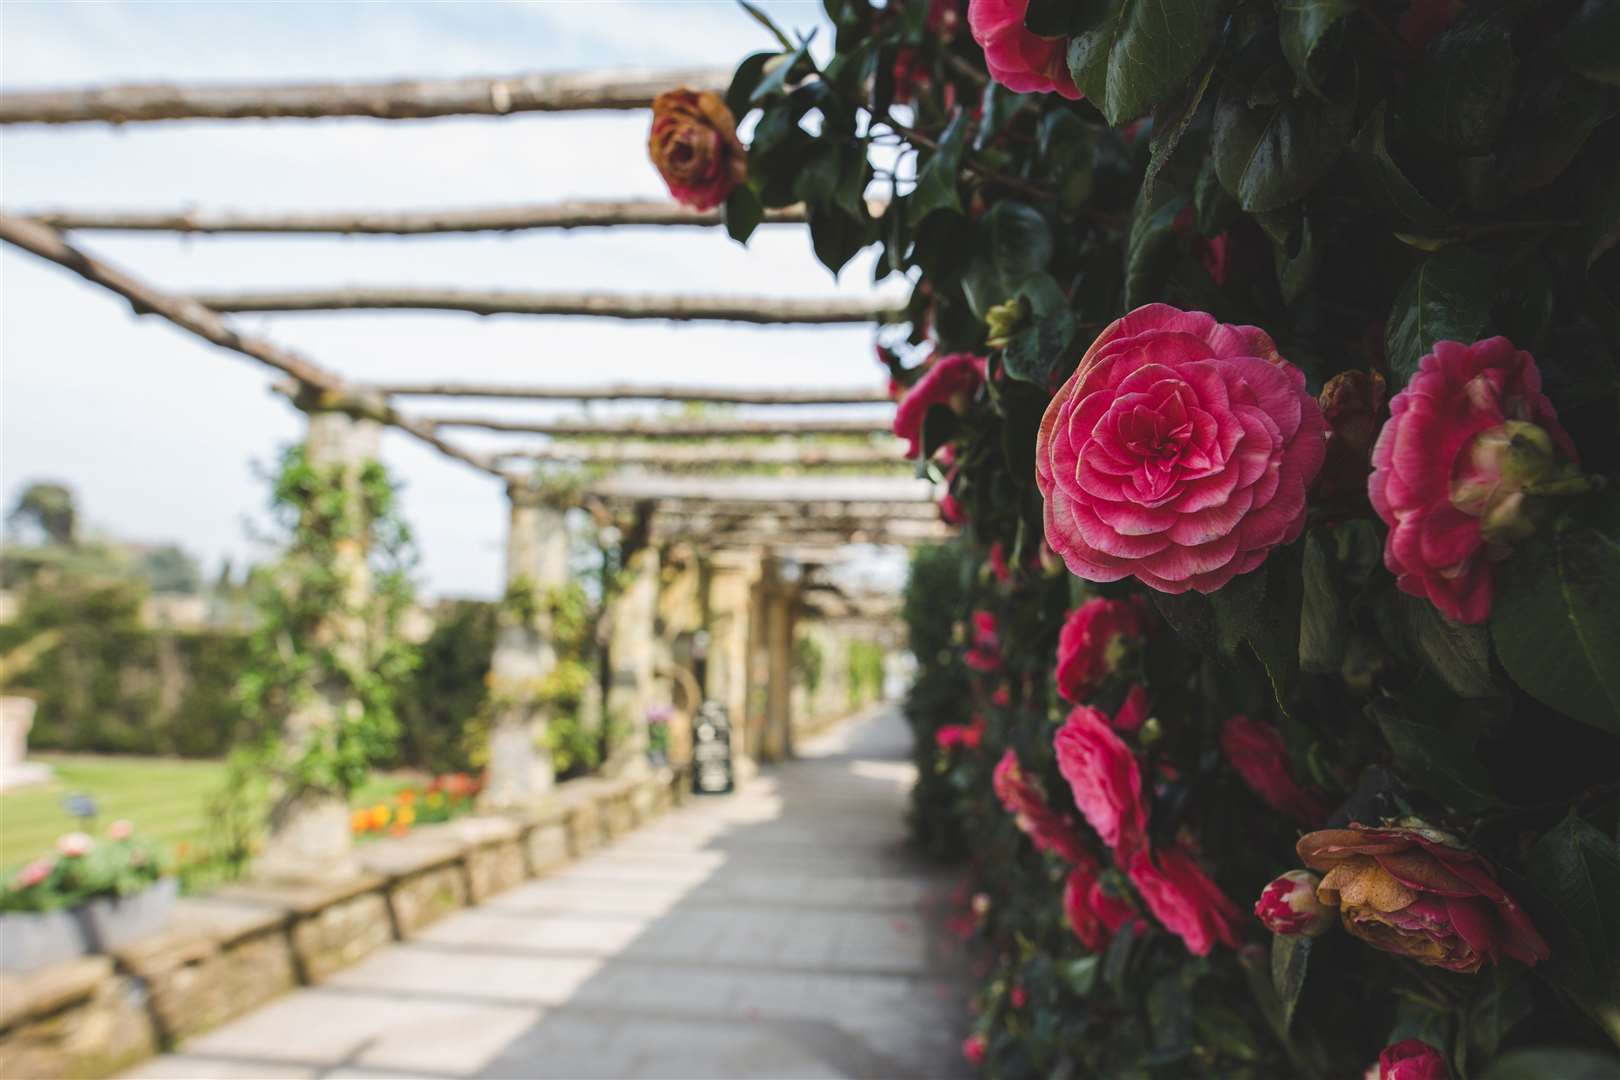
[123,706,973,1080]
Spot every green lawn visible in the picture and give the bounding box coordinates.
[0,753,413,871]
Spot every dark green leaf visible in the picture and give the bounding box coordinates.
[1371,701,1497,813]
[1062,955,1100,995]
[1482,1048,1620,1080]
[806,202,870,274]
[794,143,843,206]
[1067,0,1224,126]
[1123,184,1185,309]
[1005,308,1079,388]
[1563,0,1620,85]
[1497,71,1612,195]
[1492,526,1620,733]
[1528,814,1620,1000]
[908,110,971,225]
[1466,967,1535,1063]
[738,0,795,50]
[1352,101,1447,227]
[975,82,1029,152]
[1384,247,1495,387]
[1213,62,1356,211]
[726,52,775,118]
[1145,975,1194,1063]
[1040,110,1097,211]
[723,185,764,244]
[1144,59,1215,194]
[921,404,961,460]
[1025,0,1083,36]
[998,381,1047,488]
[1280,0,1355,94]
[1193,152,1238,234]
[1270,932,1312,1031]
[1276,213,1317,305]
[752,40,814,103]
[1250,542,1305,711]
[1299,530,1347,674]
[1396,591,1497,699]
[1408,14,1516,152]
[1209,563,1269,656]
[961,201,1055,320]
[1104,915,1139,995]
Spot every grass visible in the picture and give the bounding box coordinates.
[0,753,415,872]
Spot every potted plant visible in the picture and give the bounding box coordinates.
[0,822,175,971]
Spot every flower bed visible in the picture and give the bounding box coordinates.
[348,772,481,841]
[661,1,1620,1075]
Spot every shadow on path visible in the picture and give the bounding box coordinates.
[125,705,974,1080]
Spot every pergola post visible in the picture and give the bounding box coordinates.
[481,483,567,810]
[257,407,378,883]
[705,550,760,773]
[604,539,660,777]
[761,560,800,763]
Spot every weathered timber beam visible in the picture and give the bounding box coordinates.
[370,381,890,405]
[0,214,500,479]
[585,474,937,505]
[425,416,892,438]
[188,287,902,324]
[14,200,814,234]
[645,499,939,520]
[493,441,907,469]
[0,67,730,125]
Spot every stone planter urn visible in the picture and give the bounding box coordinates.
[0,907,86,972]
[0,695,52,790]
[79,876,179,952]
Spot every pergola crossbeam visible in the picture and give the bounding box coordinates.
[189,288,901,325]
[371,381,890,405]
[0,67,731,126]
[491,442,906,470]
[426,416,892,439]
[14,200,815,234]
[0,214,500,479]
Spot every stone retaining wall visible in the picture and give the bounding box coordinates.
[0,765,690,1079]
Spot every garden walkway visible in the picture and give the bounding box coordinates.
[124,705,974,1080]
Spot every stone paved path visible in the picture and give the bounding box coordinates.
[125,705,973,1080]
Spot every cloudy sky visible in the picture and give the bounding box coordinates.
[1,1,906,598]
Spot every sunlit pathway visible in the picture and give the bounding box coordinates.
[124,706,973,1080]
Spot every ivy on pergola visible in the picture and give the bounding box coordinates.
[0,65,936,548]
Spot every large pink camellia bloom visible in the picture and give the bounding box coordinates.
[1368,338,1576,624]
[1036,305,1327,594]
[1054,705,1147,859]
[893,353,987,458]
[967,0,1081,99]
[1128,846,1245,956]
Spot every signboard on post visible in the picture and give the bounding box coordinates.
[691,700,734,795]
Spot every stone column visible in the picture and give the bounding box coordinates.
[705,549,760,770]
[604,542,660,776]
[257,408,378,883]
[482,484,567,811]
[761,564,799,763]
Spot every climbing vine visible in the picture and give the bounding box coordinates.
[235,442,419,798]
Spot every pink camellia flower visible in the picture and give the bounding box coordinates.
[1374,1039,1450,1080]
[1172,206,1230,287]
[1055,595,1151,702]
[989,542,1012,584]
[993,750,1091,865]
[107,819,134,841]
[647,90,747,211]
[1221,715,1331,825]
[1036,305,1328,594]
[1112,683,1150,732]
[1368,337,1576,624]
[1254,870,1335,937]
[968,0,1081,99]
[1054,704,1147,859]
[962,1032,987,1066]
[1009,984,1027,1008]
[1065,859,1144,950]
[964,610,1002,673]
[14,858,53,889]
[893,353,987,458]
[57,831,94,858]
[940,491,965,524]
[1128,846,1245,956]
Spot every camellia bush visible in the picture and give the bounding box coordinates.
[652,0,1617,1075]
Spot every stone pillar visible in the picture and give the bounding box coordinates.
[705,549,760,770]
[257,408,378,883]
[761,564,799,763]
[482,485,567,811]
[605,542,660,776]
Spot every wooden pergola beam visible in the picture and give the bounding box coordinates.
[493,441,907,469]
[371,381,891,405]
[189,288,902,325]
[0,67,730,126]
[586,474,938,505]
[425,416,893,439]
[643,499,939,521]
[0,214,500,479]
[15,200,813,235]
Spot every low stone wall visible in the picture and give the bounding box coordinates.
[0,765,690,1079]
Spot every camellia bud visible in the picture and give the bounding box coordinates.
[1315,370,1385,506]
[1254,869,1335,937]
[1453,420,1570,545]
[984,298,1026,351]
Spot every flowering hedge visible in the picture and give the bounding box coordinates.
[658,0,1619,1074]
